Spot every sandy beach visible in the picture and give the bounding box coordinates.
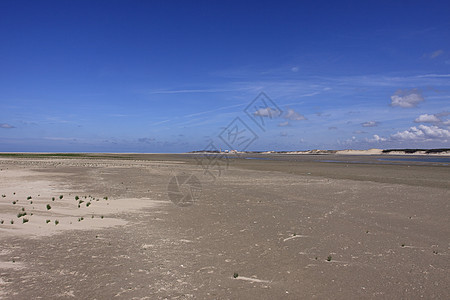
[0,153,449,299]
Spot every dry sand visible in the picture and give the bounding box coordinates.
[0,154,449,299]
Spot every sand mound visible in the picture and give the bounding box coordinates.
[336,149,383,155]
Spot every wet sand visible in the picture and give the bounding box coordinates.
[0,154,449,299]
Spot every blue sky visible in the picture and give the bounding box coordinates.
[1,0,449,152]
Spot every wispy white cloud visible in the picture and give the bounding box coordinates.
[284,109,307,121]
[44,137,77,141]
[138,137,155,144]
[361,121,379,127]
[108,114,131,117]
[0,123,15,129]
[151,119,173,126]
[416,74,450,78]
[150,103,247,128]
[148,88,243,94]
[430,49,444,59]
[46,117,75,124]
[254,107,282,118]
[278,121,290,127]
[185,103,245,118]
[436,111,450,117]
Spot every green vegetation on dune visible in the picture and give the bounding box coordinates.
[382,148,450,154]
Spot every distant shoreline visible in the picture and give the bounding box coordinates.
[189,148,450,156]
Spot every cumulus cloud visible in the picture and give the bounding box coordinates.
[254,107,282,118]
[283,109,307,121]
[414,114,441,123]
[391,125,450,141]
[353,130,367,134]
[367,134,387,142]
[0,123,15,129]
[390,89,424,108]
[361,121,379,127]
[278,121,290,127]
[414,112,450,126]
